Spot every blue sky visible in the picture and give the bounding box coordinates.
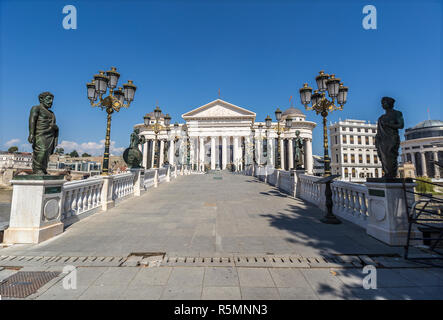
[0,0,441,156]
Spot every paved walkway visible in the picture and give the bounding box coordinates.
[0,172,442,300]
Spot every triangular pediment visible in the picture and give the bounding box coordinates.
[182,99,256,119]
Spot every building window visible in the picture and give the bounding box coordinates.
[350,136,354,144]
[374,155,378,164]
[344,154,348,163]
[352,168,356,177]
[342,135,347,144]
[375,169,379,178]
[351,154,355,163]
[350,127,353,132]
[365,136,369,145]
[335,136,338,144]
[358,136,361,144]
[359,154,363,163]
[344,168,349,177]
[365,128,368,133]
[336,154,339,162]
[366,154,370,163]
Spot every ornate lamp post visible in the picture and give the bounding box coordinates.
[182,124,190,168]
[143,106,171,168]
[265,111,293,170]
[87,67,136,175]
[250,123,256,165]
[299,70,349,224]
[299,70,348,176]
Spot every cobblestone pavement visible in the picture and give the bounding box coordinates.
[0,172,442,300]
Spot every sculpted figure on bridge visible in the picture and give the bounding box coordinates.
[294,130,304,169]
[123,128,146,169]
[374,97,404,178]
[28,92,59,174]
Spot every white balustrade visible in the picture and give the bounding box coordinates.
[331,180,369,228]
[62,177,104,219]
[112,172,134,200]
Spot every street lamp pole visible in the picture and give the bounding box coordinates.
[265,111,292,170]
[299,70,349,224]
[143,105,171,169]
[86,67,136,175]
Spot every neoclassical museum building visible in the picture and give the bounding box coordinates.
[400,119,443,179]
[134,99,316,173]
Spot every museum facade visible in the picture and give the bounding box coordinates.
[135,99,316,173]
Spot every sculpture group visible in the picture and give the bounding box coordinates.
[26,90,404,180]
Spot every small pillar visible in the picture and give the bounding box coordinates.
[3,176,65,244]
[292,169,306,198]
[154,168,159,188]
[130,168,144,196]
[365,180,417,245]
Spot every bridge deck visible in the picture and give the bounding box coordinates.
[2,172,404,257]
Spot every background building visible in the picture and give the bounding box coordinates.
[0,152,32,186]
[312,155,324,176]
[400,119,443,179]
[136,99,316,173]
[329,119,382,182]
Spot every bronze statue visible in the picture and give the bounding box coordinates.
[28,92,59,174]
[375,97,404,178]
[123,128,146,168]
[294,130,304,169]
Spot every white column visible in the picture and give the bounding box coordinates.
[211,136,216,170]
[421,151,427,177]
[142,140,148,169]
[233,136,239,170]
[256,134,261,166]
[267,136,273,167]
[222,136,227,169]
[280,138,285,170]
[288,138,294,170]
[434,151,440,178]
[305,138,313,174]
[246,136,251,166]
[159,140,164,167]
[238,137,243,170]
[199,137,205,171]
[169,139,175,166]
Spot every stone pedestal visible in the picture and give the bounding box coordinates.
[101,175,115,211]
[130,168,144,196]
[166,166,171,182]
[154,168,159,188]
[365,181,417,246]
[292,169,306,198]
[3,176,65,244]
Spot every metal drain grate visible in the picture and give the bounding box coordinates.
[0,271,59,298]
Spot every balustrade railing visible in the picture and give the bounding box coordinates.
[112,172,135,200]
[331,180,369,228]
[61,177,104,220]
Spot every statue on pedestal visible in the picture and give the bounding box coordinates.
[28,92,59,175]
[294,130,304,169]
[123,128,146,169]
[374,97,404,179]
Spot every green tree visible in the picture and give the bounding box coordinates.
[82,152,91,157]
[69,150,79,158]
[415,176,434,194]
[8,146,18,153]
[55,147,64,155]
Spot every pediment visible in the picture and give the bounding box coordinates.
[182,99,256,119]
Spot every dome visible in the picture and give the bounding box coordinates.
[412,119,443,129]
[282,107,305,117]
[145,111,166,119]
